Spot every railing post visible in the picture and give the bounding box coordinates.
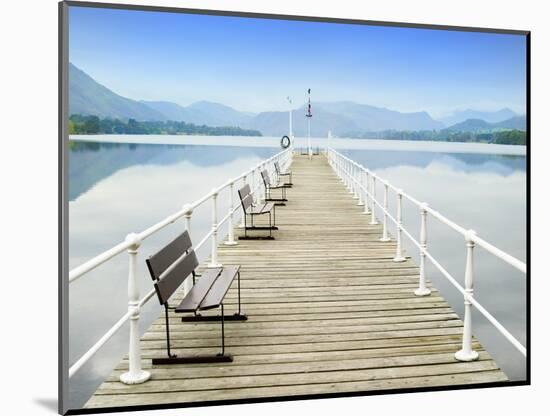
[357,168,364,206]
[344,160,349,188]
[415,203,431,296]
[119,233,151,385]
[183,205,193,293]
[251,169,257,204]
[393,191,406,262]
[380,183,391,241]
[455,230,480,362]
[352,164,359,199]
[239,175,247,228]
[364,171,371,214]
[370,175,378,225]
[348,161,354,194]
[208,190,222,268]
[183,204,192,235]
[225,181,238,246]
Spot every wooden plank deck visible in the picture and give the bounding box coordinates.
[85,154,507,409]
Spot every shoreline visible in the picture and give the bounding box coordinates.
[69,134,527,156]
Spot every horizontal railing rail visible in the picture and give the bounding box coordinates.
[327,147,527,360]
[68,146,293,382]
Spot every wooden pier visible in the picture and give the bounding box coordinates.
[85,154,507,409]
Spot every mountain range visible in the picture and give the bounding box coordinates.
[439,108,518,127]
[69,63,525,136]
[444,116,526,132]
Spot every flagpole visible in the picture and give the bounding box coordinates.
[287,96,293,148]
[306,88,312,161]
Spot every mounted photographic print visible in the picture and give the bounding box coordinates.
[59,1,529,414]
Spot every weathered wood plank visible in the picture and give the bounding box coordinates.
[86,370,507,407]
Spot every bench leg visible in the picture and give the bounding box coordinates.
[220,304,225,356]
[238,235,275,240]
[164,304,176,360]
[152,355,232,365]
[181,314,248,322]
[153,304,235,365]
[279,172,292,187]
[237,271,242,316]
[238,213,277,240]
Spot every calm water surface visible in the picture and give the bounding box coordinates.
[68,136,526,409]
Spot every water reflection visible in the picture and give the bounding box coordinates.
[69,141,276,200]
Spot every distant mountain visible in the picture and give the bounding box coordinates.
[250,102,443,137]
[447,115,526,132]
[70,63,256,126]
[70,63,523,138]
[493,115,527,130]
[138,100,195,122]
[187,101,255,127]
[249,107,361,137]
[69,63,165,121]
[141,100,254,127]
[316,101,444,132]
[439,108,517,127]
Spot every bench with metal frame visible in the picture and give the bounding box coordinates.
[237,184,277,240]
[146,230,246,365]
[274,160,292,187]
[261,169,288,206]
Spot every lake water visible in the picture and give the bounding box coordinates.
[67,135,527,409]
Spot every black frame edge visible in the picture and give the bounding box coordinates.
[59,1,70,415]
[524,31,531,385]
[63,0,530,35]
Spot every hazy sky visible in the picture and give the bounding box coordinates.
[69,6,527,118]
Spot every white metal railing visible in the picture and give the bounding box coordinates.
[327,147,527,360]
[68,146,293,382]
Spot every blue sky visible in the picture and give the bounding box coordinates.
[69,6,526,117]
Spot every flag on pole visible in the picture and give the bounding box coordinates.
[306,88,312,118]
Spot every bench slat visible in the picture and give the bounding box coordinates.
[175,268,222,313]
[155,249,198,305]
[238,184,254,211]
[249,202,274,215]
[275,161,290,175]
[200,266,241,310]
[147,231,192,280]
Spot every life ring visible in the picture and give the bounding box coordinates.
[280,135,291,149]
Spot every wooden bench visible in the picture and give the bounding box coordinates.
[299,146,320,155]
[274,160,292,187]
[146,230,246,365]
[261,169,288,206]
[237,184,277,240]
